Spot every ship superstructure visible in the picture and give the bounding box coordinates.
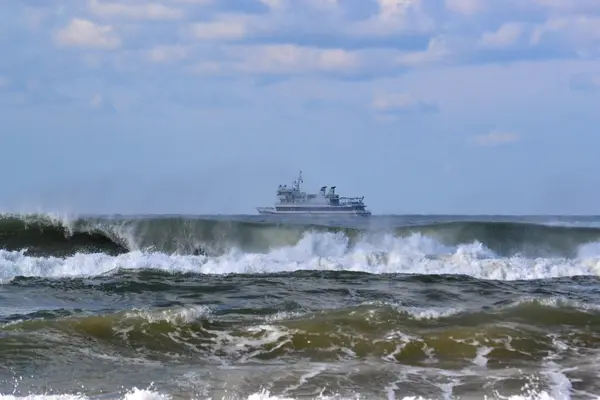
[256,171,371,216]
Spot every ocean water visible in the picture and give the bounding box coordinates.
[1,213,600,400]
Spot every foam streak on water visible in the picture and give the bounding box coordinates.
[1,213,600,399]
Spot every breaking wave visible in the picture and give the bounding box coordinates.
[1,213,600,282]
[2,213,600,258]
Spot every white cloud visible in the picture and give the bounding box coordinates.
[12,0,600,95]
[54,18,121,50]
[254,45,356,73]
[215,44,359,75]
[89,0,182,20]
[396,36,451,66]
[479,23,524,48]
[0,76,9,88]
[531,15,600,45]
[472,131,520,147]
[51,0,596,77]
[351,0,434,37]
[258,0,285,10]
[148,45,188,63]
[191,19,247,40]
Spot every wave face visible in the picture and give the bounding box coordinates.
[2,213,600,258]
[2,213,600,399]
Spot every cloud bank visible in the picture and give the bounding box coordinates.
[1,0,600,214]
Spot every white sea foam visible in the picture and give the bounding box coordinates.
[121,305,212,327]
[2,232,600,283]
[0,388,590,400]
[508,296,600,313]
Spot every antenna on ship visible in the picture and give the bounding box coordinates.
[294,170,303,191]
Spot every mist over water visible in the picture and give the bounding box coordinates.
[1,213,600,399]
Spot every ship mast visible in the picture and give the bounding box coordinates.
[294,170,303,191]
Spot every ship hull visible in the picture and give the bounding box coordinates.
[256,206,371,216]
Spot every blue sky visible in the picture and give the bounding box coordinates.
[1,0,600,215]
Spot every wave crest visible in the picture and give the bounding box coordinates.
[2,213,600,259]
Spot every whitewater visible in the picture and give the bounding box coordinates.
[1,213,600,399]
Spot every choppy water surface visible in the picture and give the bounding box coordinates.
[1,213,600,400]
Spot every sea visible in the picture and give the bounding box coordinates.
[1,213,600,400]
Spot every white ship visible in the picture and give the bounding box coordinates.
[256,171,372,216]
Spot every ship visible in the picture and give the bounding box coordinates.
[256,171,372,216]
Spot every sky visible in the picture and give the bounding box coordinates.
[1,0,600,215]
